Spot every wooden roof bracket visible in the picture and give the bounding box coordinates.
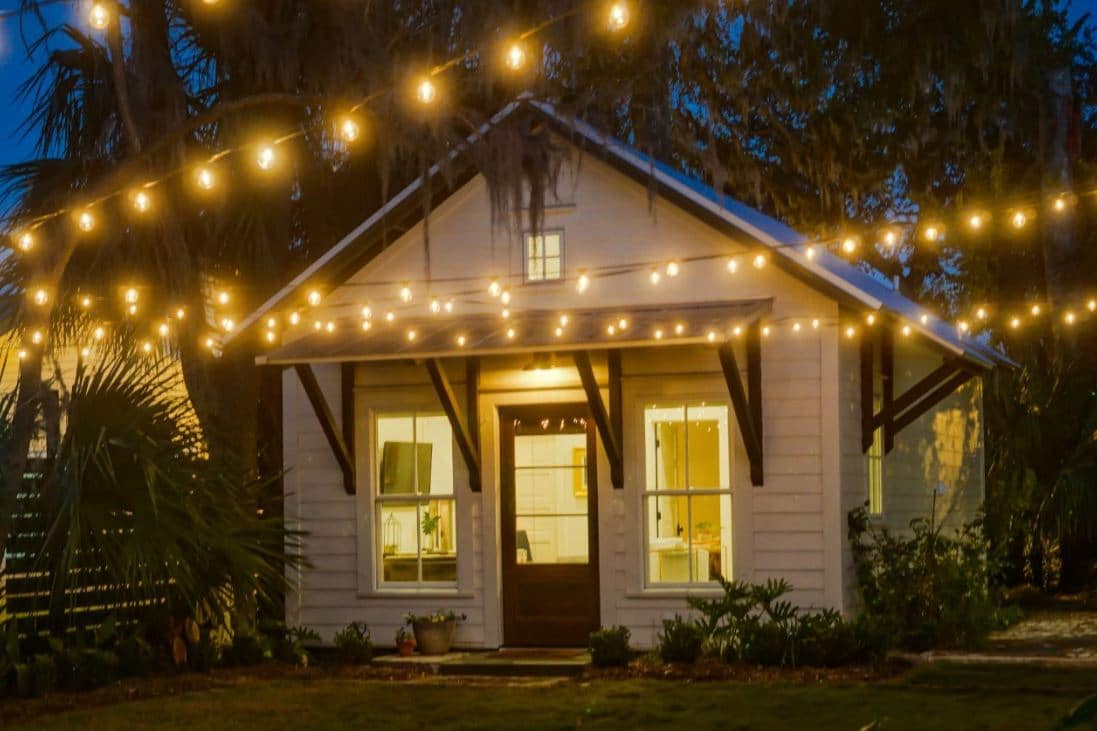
[425,357,482,492]
[573,351,624,490]
[862,326,977,456]
[294,363,355,494]
[717,323,764,487]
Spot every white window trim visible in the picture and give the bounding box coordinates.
[523,229,565,284]
[640,402,734,590]
[371,409,459,592]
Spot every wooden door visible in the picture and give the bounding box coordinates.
[500,404,600,647]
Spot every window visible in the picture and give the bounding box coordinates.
[524,231,563,282]
[375,413,457,586]
[643,404,732,586]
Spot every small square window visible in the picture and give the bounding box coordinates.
[525,231,563,283]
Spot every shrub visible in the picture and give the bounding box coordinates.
[28,654,58,696]
[55,648,119,691]
[334,622,373,664]
[261,620,319,666]
[688,577,888,667]
[849,505,1001,650]
[657,616,703,664]
[223,629,272,666]
[589,626,631,667]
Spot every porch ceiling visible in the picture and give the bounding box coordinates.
[256,299,773,365]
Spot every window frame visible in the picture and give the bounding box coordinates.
[522,229,565,284]
[373,410,459,590]
[641,402,734,589]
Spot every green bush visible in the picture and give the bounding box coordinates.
[657,616,703,664]
[589,626,631,667]
[56,648,119,691]
[334,622,373,664]
[849,505,1002,650]
[688,577,887,667]
[223,630,273,666]
[188,632,221,672]
[28,654,58,696]
[260,621,319,666]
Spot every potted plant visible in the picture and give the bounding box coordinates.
[395,626,416,657]
[405,610,465,655]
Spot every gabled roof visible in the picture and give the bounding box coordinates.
[230,96,1012,370]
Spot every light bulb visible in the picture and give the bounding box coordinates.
[265,330,277,343]
[1054,195,1068,212]
[266,317,277,329]
[607,325,616,336]
[133,190,152,213]
[1011,211,1027,228]
[762,326,772,337]
[1064,311,1076,325]
[968,214,983,230]
[400,283,412,303]
[500,290,512,305]
[456,334,467,347]
[666,261,680,277]
[30,330,42,345]
[805,245,817,259]
[196,166,216,190]
[577,271,590,293]
[675,323,685,335]
[866,314,876,326]
[80,296,92,309]
[124,287,139,304]
[221,318,235,332]
[407,329,417,342]
[77,210,95,232]
[811,318,820,330]
[16,231,33,251]
[924,225,940,242]
[307,290,322,306]
[608,2,630,31]
[444,300,454,313]
[385,311,395,323]
[361,320,372,332]
[257,145,276,171]
[339,116,361,143]
[618,318,629,330]
[1030,304,1041,316]
[559,315,569,327]
[416,78,437,105]
[845,326,856,339]
[753,253,767,269]
[958,320,970,333]
[217,291,230,305]
[976,307,987,320]
[727,257,740,273]
[1088,299,1097,312]
[883,230,898,247]
[649,268,661,285]
[430,298,441,314]
[93,327,105,341]
[289,311,301,325]
[654,329,664,340]
[506,327,516,339]
[325,321,336,333]
[732,326,743,337]
[1010,317,1021,329]
[141,341,153,354]
[902,325,912,336]
[555,327,564,337]
[159,323,170,337]
[88,2,110,29]
[505,43,527,71]
[32,289,48,306]
[841,238,857,254]
[792,322,801,333]
[706,331,717,343]
[176,308,186,320]
[489,278,502,297]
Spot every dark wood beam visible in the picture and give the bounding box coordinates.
[892,371,975,434]
[717,340,764,487]
[608,349,623,452]
[294,364,355,495]
[466,357,481,491]
[860,330,876,453]
[341,363,356,495]
[573,351,624,490]
[747,324,763,457]
[425,358,482,492]
[881,328,895,453]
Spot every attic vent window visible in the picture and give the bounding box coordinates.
[525,231,563,283]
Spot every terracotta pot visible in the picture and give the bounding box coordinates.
[397,639,416,657]
[412,620,456,655]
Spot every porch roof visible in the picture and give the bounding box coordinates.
[257,299,772,365]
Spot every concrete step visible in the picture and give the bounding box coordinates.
[374,649,590,677]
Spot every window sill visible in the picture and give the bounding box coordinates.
[624,588,725,601]
[358,590,476,601]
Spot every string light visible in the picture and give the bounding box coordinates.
[666,261,680,277]
[132,189,152,213]
[221,318,235,332]
[257,145,276,171]
[32,289,48,306]
[400,283,413,303]
[176,308,186,320]
[124,288,139,304]
[80,347,91,358]
[456,334,467,347]
[361,305,374,320]
[791,322,801,333]
[361,320,372,331]
[407,329,417,342]
[416,78,438,105]
[1012,211,1027,228]
[30,330,43,345]
[762,325,772,337]
[1064,311,1076,325]
[1010,317,1021,329]
[17,350,26,361]
[845,326,856,339]
[385,311,396,323]
[649,267,661,285]
[753,254,767,269]
[501,308,511,319]
[325,321,336,333]
[266,330,277,343]
[577,271,590,293]
[608,2,630,31]
[727,257,740,273]
[1030,304,1041,316]
[266,317,277,329]
[196,166,216,191]
[445,300,454,313]
[866,314,876,326]
[16,231,33,252]
[338,116,361,143]
[841,237,858,254]
[811,319,820,330]
[976,307,988,320]
[607,324,617,335]
[88,2,110,29]
[1054,195,1068,212]
[501,290,512,305]
[506,327,516,339]
[923,225,940,242]
[968,214,984,230]
[706,330,717,343]
[883,230,898,247]
[77,210,95,233]
[217,290,230,306]
[675,323,685,335]
[504,42,527,71]
[805,245,817,260]
[1089,299,1097,312]
[307,290,322,306]
[80,295,93,309]
[93,327,106,341]
[204,337,217,350]
[430,297,441,314]
[289,311,301,325]
[958,320,970,334]
[128,303,138,316]
[158,322,170,337]
[732,326,742,337]
[901,325,912,337]
[560,314,570,327]
[618,318,629,330]
[555,326,565,337]
[141,341,153,354]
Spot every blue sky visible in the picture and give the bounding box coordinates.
[0,0,1095,168]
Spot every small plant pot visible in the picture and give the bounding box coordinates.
[412,620,456,655]
[396,639,416,657]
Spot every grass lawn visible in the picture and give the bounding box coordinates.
[9,662,1097,731]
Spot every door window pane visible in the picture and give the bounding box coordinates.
[513,427,589,565]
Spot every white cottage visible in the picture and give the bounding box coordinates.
[229,100,1009,649]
